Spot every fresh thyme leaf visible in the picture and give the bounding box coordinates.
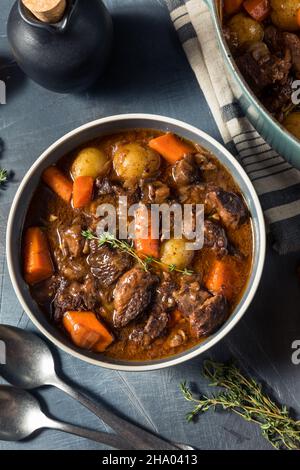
[0,168,7,186]
[181,360,300,450]
[82,231,194,275]
[81,229,94,240]
[182,268,194,276]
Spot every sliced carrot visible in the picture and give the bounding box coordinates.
[73,176,94,209]
[23,227,54,285]
[63,311,114,352]
[148,133,194,164]
[243,0,270,22]
[169,309,184,328]
[297,9,300,28]
[205,259,236,301]
[224,0,243,15]
[134,206,160,259]
[42,166,73,203]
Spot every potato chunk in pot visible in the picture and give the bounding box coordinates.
[271,0,300,32]
[113,143,161,181]
[228,13,264,49]
[71,147,109,179]
[160,238,194,271]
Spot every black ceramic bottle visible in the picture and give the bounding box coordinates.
[7,0,114,93]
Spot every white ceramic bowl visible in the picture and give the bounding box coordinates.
[6,114,266,371]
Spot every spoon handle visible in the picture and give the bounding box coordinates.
[44,417,134,450]
[52,376,177,450]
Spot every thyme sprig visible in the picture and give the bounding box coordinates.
[82,230,193,276]
[181,360,300,450]
[83,230,149,271]
[0,168,7,186]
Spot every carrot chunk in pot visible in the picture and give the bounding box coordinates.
[224,0,243,15]
[243,0,270,22]
[23,227,54,285]
[63,311,114,352]
[73,176,94,208]
[134,206,160,259]
[42,166,73,203]
[148,133,194,164]
[205,259,236,301]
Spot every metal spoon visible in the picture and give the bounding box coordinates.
[0,325,191,450]
[0,385,133,449]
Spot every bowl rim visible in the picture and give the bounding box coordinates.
[6,113,266,371]
[208,0,300,154]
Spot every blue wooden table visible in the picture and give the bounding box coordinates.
[1,0,300,451]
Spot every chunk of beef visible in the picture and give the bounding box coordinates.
[54,248,87,281]
[236,48,291,94]
[247,42,271,64]
[140,180,170,204]
[52,275,100,323]
[264,26,283,56]
[173,276,228,338]
[204,220,228,257]
[130,305,169,347]
[283,33,300,76]
[156,273,177,310]
[177,183,207,204]
[60,224,84,258]
[195,153,216,171]
[267,52,292,85]
[189,295,228,338]
[143,309,169,345]
[205,189,248,230]
[87,241,132,288]
[172,154,200,186]
[53,279,85,323]
[262,80,293,118]
[129,273,176,347]
[173,275,210,316]
[81,275,100,310]
[95,177,140,205]
[113,268,158,328]
[95,177,121,196]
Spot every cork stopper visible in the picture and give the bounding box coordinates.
[22,0,67,23]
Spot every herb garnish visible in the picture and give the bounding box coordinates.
[181,360,300,450]
[0,168,7,186]
[82,230,193,276]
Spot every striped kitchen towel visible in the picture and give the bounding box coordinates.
[165,0,300,254]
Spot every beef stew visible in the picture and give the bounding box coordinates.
[22,129,253,361]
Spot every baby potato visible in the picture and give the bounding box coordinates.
[71,147,109,180]
[228,13,264,48]
[113,143,160,181]
[282,112,300,140]
[270,0,300,32]
[160,238,194,270]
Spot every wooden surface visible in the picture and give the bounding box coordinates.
[0,0,300,451]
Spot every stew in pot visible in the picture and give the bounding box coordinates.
[222,0,300,140]
[23,129,253,361]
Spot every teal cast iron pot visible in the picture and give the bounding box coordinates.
[205,0,300,169]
